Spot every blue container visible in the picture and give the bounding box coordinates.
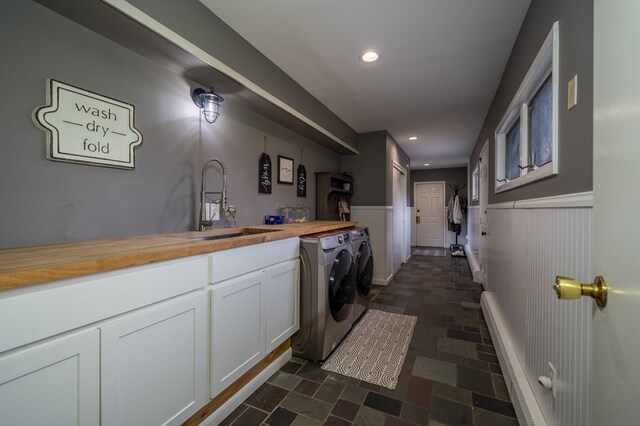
[264,215,285,225]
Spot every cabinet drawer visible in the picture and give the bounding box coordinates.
[0,255,208,354]
[209,237,299,283]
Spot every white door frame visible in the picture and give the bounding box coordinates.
[392,161,408,271]
[413,181,446,248]
[478,140,489,285]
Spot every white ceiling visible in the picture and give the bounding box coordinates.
[200,0,530,169]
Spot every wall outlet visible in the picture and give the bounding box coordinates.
[548,362,557,398]
[208,202,220,221]
[568,75,578,110]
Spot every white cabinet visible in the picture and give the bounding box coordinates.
[209,238,300,398]
[265,260,300,353]
[101,291,208,426]
[210,270,265,398]
[0,329,100,426]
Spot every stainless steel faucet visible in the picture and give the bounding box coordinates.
[199,158,227,231]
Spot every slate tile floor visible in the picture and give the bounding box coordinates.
[220,252,517,425]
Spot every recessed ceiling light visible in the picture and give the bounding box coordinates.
[424,163,430,166]
[409,136,418,141]
[359,50,379,63]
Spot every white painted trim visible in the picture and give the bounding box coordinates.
[495,163,555,193]
[351,206,393,210]
[103,0,358,155]
[495,22,560,193]
[489,201,518,210]
[464,244,480,283]
[468,205,480,209]
[481,293,547,426]
[488,191,593,210]
[202,348,291,425]
[372,274,394,286]
[392,160,407,174]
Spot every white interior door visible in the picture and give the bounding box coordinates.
[392,163,406,274]
[591,2,640,424]
[415,182,445,247]
[478,142,489,286]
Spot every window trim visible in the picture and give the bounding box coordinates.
[495,21,559,193]
[471,164,479,202]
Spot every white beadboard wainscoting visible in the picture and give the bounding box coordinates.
[350,206,394,285]
[482,192,593,426]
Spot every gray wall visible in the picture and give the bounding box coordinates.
[341,131,411,207]
[341,132,387,206]
[0,0,340,248]
[411,166,468,242]
[468,0,593,204]
[124,0,358,151]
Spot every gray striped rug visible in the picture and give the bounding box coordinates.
[321,309,417,389]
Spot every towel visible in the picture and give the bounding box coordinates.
[453,195,463,224]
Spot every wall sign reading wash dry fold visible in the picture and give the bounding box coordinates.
[33,79,143,169]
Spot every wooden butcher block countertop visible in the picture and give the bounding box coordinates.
[0,221,357,291]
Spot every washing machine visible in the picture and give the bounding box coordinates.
[349,227,374,323]
[292,230,355,361]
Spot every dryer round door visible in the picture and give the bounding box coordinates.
[328,249,355,322]
[356,240,373,296]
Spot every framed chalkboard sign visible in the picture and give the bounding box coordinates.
[259,153,272,194]
[297,164,307,197]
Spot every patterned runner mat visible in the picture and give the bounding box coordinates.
[321,309,417,390]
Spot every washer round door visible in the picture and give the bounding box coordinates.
[328,249,355,322]
[356,240,374,297]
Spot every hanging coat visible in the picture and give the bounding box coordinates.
[453,195,463,224]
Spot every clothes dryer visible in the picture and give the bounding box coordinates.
[349,227,374,323]
[293,231,355,361]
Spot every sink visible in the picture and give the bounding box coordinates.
[189,228,279,241]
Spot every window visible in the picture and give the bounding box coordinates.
[529,75,553,167]
[495,22,559,192]
[505,118,521,180]
[471,164,479,201]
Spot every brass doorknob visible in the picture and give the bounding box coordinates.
[553,276,608,308]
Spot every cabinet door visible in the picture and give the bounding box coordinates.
[265,259,300,353]
[210,270,265,398]
[0,329,99,426]
[101,292,208,426]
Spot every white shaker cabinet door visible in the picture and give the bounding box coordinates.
[210,270,265,398]
[101,291,208,426]
[265,259,300,353]
[0,328,100,426]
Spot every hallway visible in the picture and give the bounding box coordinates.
[221,253,517,425]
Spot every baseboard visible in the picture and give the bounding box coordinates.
[464,244,480,283]
[373,273,394,286]
[201,349,291,425]
[481,293,547,426]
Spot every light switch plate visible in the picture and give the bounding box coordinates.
[568,75,578,110]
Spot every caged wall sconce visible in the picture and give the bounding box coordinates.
[191,87,224,124]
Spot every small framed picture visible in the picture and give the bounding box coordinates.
[277,155,294,184]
